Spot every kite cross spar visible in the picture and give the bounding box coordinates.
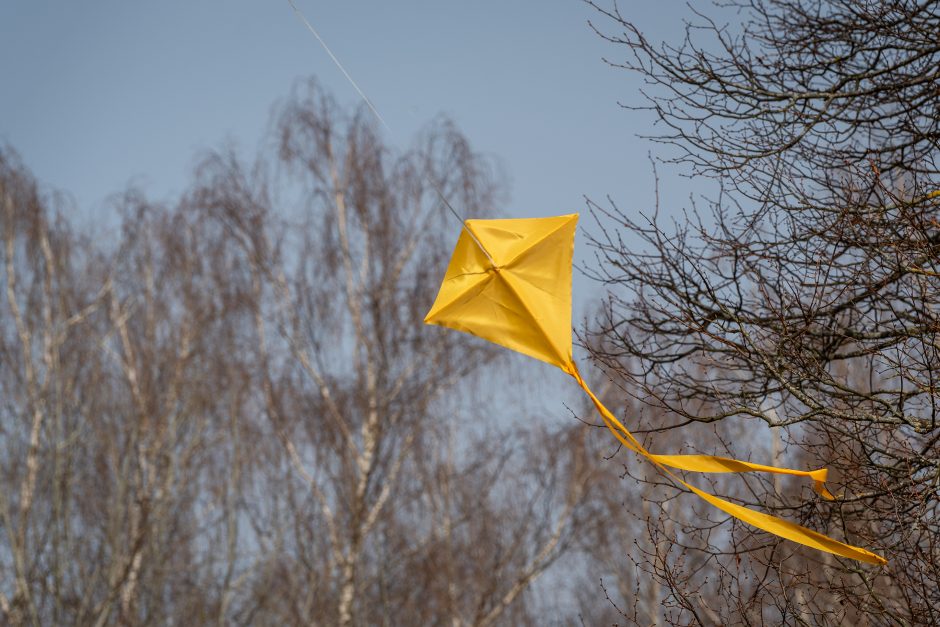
[285,2,886,566]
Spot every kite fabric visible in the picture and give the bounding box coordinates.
[425,213,886,566]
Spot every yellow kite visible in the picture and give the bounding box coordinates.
[426,213,885,566]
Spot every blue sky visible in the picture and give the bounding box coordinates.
[1,1,697,341]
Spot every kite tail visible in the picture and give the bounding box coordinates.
[565,364,886,566]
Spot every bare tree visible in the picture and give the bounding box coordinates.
[583,0,940,623]
[0,151,256,624]
[196,80,597,626]
[1,80,600,626]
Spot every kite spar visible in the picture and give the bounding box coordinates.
[425,213,886,566]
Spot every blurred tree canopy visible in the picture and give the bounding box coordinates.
[0,81,619,626]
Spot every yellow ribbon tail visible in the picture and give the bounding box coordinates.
[565,364,885,565]
[647,454,836,500]
[675,473,885,564]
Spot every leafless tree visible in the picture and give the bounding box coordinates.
[0,149,248,624]
[192,80,598,626]
[583,0,940,623]
[0,80,602,626]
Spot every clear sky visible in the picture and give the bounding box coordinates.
[1,1,696,356]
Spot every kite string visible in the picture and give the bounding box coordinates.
[285,0,497,266]
[287,0,388,132]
